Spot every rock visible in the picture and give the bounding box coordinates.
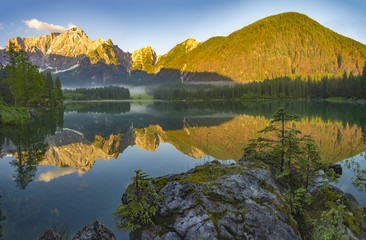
[329,163,342,175]
[135,227,182,240]
[326,185,359,209]
[72,221,116,240]
[312,184,366,239]
[121,192,128,205]
[158,181,196,214]
[131,157,299,240]
[38,228,61,240]
[174,206,216,239]
[29,108,39,118]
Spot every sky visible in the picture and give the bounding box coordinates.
[0,0,365,55]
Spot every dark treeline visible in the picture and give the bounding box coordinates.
[0,43,63,106]
[154,63,366,100]
[63,86,130,100]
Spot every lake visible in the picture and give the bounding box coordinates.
[0,100,365,239]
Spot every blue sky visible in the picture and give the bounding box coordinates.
[0,0,365,55]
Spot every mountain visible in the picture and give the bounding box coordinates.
[131,46,157,71]
[1,12,366,86]
[2,27,132,86]
[151,38,200,74]
[147,12,366,82]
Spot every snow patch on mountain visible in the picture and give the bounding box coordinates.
[53,64,80,74]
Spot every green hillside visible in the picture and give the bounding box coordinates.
[151,38,200,73]
[149,12,366,82]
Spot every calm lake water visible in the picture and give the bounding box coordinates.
[0,100,365,240]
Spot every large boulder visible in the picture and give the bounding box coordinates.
[131,157,300,240]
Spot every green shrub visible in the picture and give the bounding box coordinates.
[113,170,158,233]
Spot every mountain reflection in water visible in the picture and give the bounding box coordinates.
[1,101,366,184]
[0,100,365,240]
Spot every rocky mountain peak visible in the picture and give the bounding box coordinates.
[0,28,133,85]
[67,27,87,37]
[6,27,96,57]
[131,46,157,71]
[106,39,113,46]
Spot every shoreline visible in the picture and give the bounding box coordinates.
[63,98,366,104]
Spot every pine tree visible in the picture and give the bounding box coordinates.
[279,129,303,179]
[4,43,43,106]
[113,169,158,232]
[43,71,55,103]
[258,107,300,169]
[300,135,326,189]
[55,76,63,103]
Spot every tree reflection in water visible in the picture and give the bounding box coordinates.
[2,107,64,190]
[344,126,366,191]
[9,125,48,189]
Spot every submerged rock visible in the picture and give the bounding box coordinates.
[38,228,61,240]
[129,156,300,240]
[39,221,116,240]
[72,221,116,240]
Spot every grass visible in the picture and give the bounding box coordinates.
[326,97,345,103]
[130,94,154,100]
[0,105,30,124]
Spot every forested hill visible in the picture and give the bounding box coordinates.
[148,12,366,82]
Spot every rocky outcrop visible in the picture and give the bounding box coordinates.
[124,151,366,240]
[130,157,300,240]
[311,185,366,239]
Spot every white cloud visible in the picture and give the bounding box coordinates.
[0,46,4,50]
[23,19,69,33]
[0,24,3,30]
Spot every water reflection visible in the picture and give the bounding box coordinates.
[65,102,130,114]
[1,107,64,189]
[0,101,365,239]
[1,102,366,187]
[9,130,47,189]
[336,153,366,205]
[36,167,84,183]
[1,101,365,189]
[341,132,366,192]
